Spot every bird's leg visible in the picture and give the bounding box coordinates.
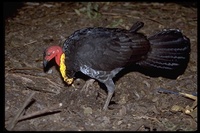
[81,79,95,92]
[103,79,115,110]
[103,92,114,110]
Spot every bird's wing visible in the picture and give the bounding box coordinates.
[64,28,150,71]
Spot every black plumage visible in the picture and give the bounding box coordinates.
[44,21,190,110]
[63,25,150,78]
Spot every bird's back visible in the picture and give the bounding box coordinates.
[63,27,150,77]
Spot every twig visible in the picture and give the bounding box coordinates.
[26,86,58,94]
[7,67,42,72]
[156,88,197,100]
[101,12,120,16]
[132,114,161,124]
[179,92,197,101]
[8,72,65,90]
[24,40,37,46]
[101,12,134,18]
[156,88,179,95]
[7,92,36,130]
[145,17,163,25]
[18,103,63,121]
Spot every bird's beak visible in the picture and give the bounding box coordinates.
[43,60,49,68]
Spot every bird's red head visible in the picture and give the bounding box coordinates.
[43,45,63,67]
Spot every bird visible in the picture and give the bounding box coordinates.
[43,21,190,110]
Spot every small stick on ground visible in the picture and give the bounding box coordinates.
[18,103,63,121]
[7,92,36,130]
[179,92,197,101]
[24,40,37,46]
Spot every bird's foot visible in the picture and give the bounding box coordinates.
[81,79,95,93]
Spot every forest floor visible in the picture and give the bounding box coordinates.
[5,2,197,131]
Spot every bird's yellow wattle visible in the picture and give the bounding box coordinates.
[60,53,74,85]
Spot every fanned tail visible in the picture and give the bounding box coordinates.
[136,29,190,77]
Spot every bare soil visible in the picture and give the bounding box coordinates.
[5,2,197,131]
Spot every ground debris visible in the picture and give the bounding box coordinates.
[5,2,197,131]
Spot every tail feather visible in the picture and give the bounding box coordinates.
[136,29,190,74]
[129,21,144,33]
